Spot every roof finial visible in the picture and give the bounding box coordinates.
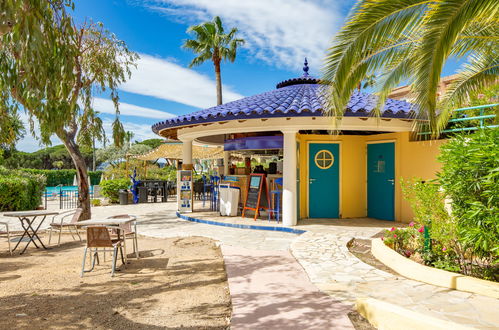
[303,57,309,77]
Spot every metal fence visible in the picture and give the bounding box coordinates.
[43,186,93,209]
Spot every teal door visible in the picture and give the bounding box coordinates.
[367,142,395,220]
[309,143,339,218]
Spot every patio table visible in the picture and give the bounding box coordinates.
[3,210,59,254]
[77,217,137,264]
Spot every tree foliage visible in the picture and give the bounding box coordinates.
[323,0,499,135]
[183,16,245,105]
[0,1,138,218]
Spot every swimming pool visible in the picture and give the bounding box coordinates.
[45,186,94,194]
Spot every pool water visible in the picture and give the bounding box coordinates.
[45,186,94,194]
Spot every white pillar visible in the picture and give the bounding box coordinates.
[223,151,230,176]
[181,138,193,166]
[282,130,298,226]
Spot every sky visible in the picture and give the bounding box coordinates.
[16,0,461,152]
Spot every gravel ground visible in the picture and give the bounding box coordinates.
[0,233,231,329]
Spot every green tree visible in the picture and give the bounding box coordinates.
[0,1,138,219]
[77,109,106,171]
[183,16,245,105]
[138,138,164,149]
[323,0,498,135]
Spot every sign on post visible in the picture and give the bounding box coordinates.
[242,173,270,221]
[178,170,193,212]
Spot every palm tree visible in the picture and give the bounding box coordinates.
[323,0,498,135]
[183,16,245,105]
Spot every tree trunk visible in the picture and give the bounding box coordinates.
[214,60,222,105]
[92,136,96,171]
[59,132,91,220]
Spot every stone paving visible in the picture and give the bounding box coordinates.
[2,203,498,328]
[290,219,499,329]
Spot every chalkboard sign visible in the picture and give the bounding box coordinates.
[242,173,270,220]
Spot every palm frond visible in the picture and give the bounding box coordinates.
[414,0,499,131]
[436,50,499,132]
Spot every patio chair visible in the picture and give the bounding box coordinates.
[81,226,125,277]
[0,222,12,255]
[268,178,283,223]
[48,208,83,246]
[106,214,139,259]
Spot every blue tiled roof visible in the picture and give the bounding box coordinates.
[152,79,416,134]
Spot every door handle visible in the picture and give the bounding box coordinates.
[387,179,394,185]
[309,178,316,183]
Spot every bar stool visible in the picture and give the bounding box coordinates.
[268,178,283,223]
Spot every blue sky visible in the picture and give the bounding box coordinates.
[17,0,461,152]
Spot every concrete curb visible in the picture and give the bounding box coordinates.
[371,238,499,299]
[176,212,306,234]
[356,298,474,330]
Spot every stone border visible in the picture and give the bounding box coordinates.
[176,212,306,235]
[356,298,473,330]
[371,238,499,299]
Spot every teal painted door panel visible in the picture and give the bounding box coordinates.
[367,142,395,220]
[309,143,339,218]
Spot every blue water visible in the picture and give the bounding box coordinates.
[45,186,93,195]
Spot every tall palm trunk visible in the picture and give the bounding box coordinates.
[59,132,91,220]
[214,59,222,105]
[92,135,96,171]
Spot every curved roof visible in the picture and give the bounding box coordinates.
[152,60,416,135]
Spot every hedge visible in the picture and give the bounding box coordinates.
[100,179,130,203]
[20,169,103,186]
[0,168,46,211]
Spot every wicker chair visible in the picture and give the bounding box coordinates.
[81,226,125,277]
[106,214,139,259]
[48,208,83,246]
[0,222,12,255]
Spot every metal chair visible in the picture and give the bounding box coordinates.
[0,222,12,255]
[48,208,83,246]
[106,214,139,259]
[268,178,283,223]
[81,226,125,277]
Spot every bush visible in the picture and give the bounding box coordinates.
[0,167,46,211]
[400,129,498,280]
[91,198,101,207]
[100,179,130,203]
[20,169,103,186]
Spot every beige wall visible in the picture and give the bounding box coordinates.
[298,132,446,223]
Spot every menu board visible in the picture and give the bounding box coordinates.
[242,173,270,221]
[178,170,193,212]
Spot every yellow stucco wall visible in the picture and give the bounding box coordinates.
[298,132,446,223]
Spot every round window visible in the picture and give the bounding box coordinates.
[314,150,334,169]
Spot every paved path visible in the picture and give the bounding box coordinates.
[5,203,497,328]
[222,246,353,330]
[290,220,499,329]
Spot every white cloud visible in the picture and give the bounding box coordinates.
[121,53,244,108]
[92,97,175,119]
[147,0,344,71]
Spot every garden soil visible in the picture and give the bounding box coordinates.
[0,234,231,329]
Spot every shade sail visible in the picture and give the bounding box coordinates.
[133,143,223,161]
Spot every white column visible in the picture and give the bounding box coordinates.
[223,151,230,176]
[282,130,298,226]
[181,138,193,166]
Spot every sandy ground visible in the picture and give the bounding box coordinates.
[0,233,231,329]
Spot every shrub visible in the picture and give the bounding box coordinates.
[438,129,499,267]
[91,198,101,207]
[19,169,103,186]
[0,167,46,211]
[100,179,130,203]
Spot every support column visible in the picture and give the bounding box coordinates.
[181,138,193,169]
[223,151,230,176]
[282,130,298,226]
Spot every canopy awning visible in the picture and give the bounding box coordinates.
[133,143,224,161]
